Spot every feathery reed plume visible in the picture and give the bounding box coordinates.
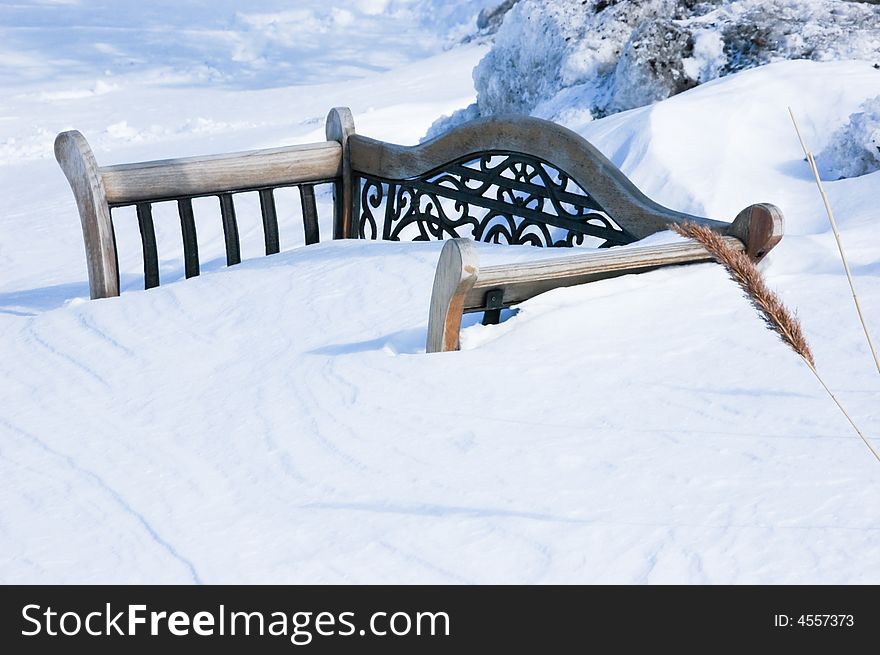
[671,221,880,464]
[671,222,814,365]
[788,108,880,374]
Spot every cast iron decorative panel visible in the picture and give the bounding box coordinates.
[356,151,636,247]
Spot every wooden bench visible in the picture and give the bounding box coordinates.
[55,106,783,351]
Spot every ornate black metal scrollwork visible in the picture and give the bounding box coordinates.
[356,151,636,247]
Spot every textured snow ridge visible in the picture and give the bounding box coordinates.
[429,0,880,134]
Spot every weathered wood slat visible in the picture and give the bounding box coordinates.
[349,118,729,240]
[426,235,750,353]
[219,193,241,266]
[178,198,199,278]
[101,141,342,205]
[426,239,480,353]
[54,130,120,299]
[326,107,357,239]
[259,189,280,255]
[299,184,320,245]
[464,236,745,309]
[135,203,160,289]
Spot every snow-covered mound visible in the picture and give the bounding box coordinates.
[1,7,879,582]
[816,95,880,179]
[430,0,880,134]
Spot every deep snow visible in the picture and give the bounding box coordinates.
[1,2,879,583]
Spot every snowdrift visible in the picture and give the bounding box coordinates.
[1,56,879,583]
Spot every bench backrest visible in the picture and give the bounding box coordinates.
[346,116,727,247]
[55,108,355,299]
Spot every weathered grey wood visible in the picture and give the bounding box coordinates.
[258,189,280,255]
[349,116,730,240]
[135,203,160,289]
[101,141,342,205]
[178,198,199,278]
[54,130,119,299]
[465,236,746,310]
[727,203,784,261]
[299,183,320,245]
[326,107,357,239]
[428,234,747,352]
[219,193,241,266]
[426,238,480,353]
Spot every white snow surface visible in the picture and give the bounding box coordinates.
[1,3,880,583]
[816,94,880,179]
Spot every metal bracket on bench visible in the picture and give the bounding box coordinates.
[481,289,505,326]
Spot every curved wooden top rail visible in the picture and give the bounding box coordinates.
[348,115,727,240]
[95,140,343,205]
[55,129,118,299]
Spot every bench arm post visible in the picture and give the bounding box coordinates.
[726,203,784,261]
[55,130,119,299]
[426,238,480,353]
[325,107,357,240]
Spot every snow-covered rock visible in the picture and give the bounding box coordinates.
[607,18,698,115]
[475,0,522,35]
[816,96,880,179]
[432,0,880,133]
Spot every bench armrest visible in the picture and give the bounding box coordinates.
[426,202,784,353]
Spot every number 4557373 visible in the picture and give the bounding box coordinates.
[774,615,854,627]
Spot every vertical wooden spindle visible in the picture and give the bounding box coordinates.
[218,193,240,266]
[178,198,199,278]
[136,202,159,289]
[299,184,320,246]
[259,188,280,255]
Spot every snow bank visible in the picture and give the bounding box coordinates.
[430,0,880,134]
[2,2,880,584]
[816,96,880,179]
[2,57,880,583]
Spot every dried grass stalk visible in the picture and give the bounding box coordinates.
[671,222,814,366]
[671,221,880,464]
[789,108,880,374]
